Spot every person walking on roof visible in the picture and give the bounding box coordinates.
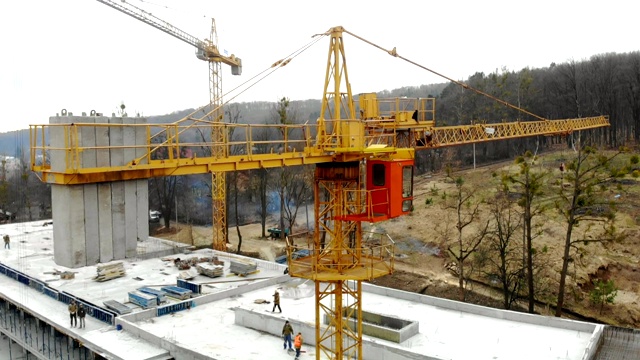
[69,300,78,328]
[272,290,282,313]
[3,234,9,249]
[282,320,294,351]
[77,304,86,328]
[294,332,303,359]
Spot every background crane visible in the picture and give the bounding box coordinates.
[30,22,609,360]
[97,0,242,251]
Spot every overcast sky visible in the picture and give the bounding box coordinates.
[0,0,637,132]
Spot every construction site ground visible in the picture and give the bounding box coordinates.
[154,151,640,329]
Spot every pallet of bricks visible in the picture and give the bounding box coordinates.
[196,256,225,278]
[93,262,126,282]
[230,258,257,276]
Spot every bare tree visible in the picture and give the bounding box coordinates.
[439,176,490,301]
[150,176,179,229]
[273,165,313,233]
[248,126,273,238]
[482,186,524,310]
[271,97,300,238]
[504,151,548,313]
[554,138,632,317]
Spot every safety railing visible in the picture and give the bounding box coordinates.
[286,230,395,280]
[376,97,435,123]
[30,121,319,173]
[340,188,389,221]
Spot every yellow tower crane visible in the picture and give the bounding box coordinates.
[96,0,242,250]
[30,25,609,359]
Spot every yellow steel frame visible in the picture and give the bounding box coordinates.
[209,19,227,251]
[28,25,611,360]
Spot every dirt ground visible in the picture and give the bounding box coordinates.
[155,152,640,328]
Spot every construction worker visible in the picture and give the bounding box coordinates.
[272,290,282,313]
[68,300,78,328]
[3,234,9,249]
[77,304,86,328]
[282,320,294,351]
[294,332,303,359]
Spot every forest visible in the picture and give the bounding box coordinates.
[0,50,639,230]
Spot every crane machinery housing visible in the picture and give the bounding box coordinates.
[30,20,609,360]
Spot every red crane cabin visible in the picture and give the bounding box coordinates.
[366,159,414,222]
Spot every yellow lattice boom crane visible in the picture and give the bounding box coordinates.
[96,0,242,250]
[30,26,608,359]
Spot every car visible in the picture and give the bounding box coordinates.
[149,210,161,223]
[267,227,290,239]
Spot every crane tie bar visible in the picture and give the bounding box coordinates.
[342,28,548,122]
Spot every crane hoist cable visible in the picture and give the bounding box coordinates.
[169,32,327,124]
[221,33,327,105]
[137,34,328,162]
[341,28,548,122]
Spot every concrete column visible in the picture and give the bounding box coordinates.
[49,114,149,268]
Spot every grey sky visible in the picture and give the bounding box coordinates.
[0,0,637,132]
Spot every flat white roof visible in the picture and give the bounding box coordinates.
[0,221,601,360]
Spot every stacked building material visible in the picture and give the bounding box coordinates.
[230,258,258,276]
[93,262,125,282]
[138,287,168,304]
[196,263,224,278]
[128,291,158,309]
[161,286,193,300]
[103,300,132,315]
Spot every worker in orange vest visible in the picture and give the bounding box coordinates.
[294,332,303,359]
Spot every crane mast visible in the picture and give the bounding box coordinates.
[29,20,610,360]
[96,0,241,251]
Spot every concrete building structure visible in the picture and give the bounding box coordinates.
[1,221,637,360]
[49,113,148,268]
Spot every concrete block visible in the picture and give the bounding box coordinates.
[109,117,124,166]
[111,181,126,260]
[98,183,114,263]
[135,117,148,164]
[48,116,67,174]
[123,117,136,166]
[124,181,138,258]
[95,117,110,167]
[83,184,100,265]
[80,117,96,169]
[52,184,86,267]
[48,115,152,265]
[137,179,149,243]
